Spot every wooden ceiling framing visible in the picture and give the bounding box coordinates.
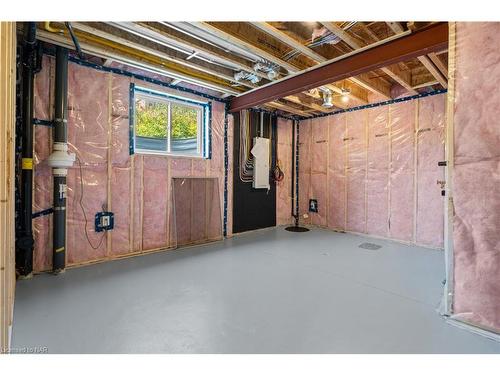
[34,21,449,117]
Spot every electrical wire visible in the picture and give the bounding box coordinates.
[76,155,106,250]
[272,160,285,184]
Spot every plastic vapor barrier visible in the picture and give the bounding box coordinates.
[298,93,446,249]
[276,117,294,225]
[172,178,222,246]
[449,22,500,333]
[32,55,229,271]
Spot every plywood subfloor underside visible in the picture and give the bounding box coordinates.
[12,227,500,353]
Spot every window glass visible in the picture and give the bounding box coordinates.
[133,88,209,158]
[135,96,168,152]
[171,103,200,155]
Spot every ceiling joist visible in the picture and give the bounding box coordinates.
[324,21,417,96]
[229,22,449,112]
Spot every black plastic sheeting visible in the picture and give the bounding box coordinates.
[232,111,277,233]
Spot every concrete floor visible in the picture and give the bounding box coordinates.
[12,227,500,353]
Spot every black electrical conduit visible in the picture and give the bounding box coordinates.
[16,22,41,277]
[64,22,85,60]
[285,119,308,232]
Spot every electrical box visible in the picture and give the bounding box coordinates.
[309,199,318,213]
[95,211,114,232]
[251,137,270,189]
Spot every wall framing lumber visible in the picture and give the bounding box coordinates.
[0,21,16,353]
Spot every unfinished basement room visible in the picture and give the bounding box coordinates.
[1,3,500,366]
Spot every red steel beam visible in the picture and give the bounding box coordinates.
[229,22,449,113]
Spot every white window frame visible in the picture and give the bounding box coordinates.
[133,89,208,158]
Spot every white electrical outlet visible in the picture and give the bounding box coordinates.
[101,215,110,227]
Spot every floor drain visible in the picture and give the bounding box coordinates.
[358,242,382,250]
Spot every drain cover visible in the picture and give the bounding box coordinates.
[358,242,382,250]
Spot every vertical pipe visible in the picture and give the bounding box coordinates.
[295,120,300,226]
[16,22,37,277]
[294,119,300,226]
[52,47,69,273]
[290,119,296,219]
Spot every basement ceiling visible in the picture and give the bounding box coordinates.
[32,21,449,117]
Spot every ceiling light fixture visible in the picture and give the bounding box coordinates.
[341,88,350,103]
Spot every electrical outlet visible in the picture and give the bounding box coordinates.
[309,199,318,213]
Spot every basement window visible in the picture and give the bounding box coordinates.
[130,85,211,158]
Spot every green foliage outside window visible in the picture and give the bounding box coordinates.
[135,99,199,139]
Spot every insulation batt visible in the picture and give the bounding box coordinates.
[299,94,445,248]
[276,118,294,225]
[451,22,500,333]
[32,57,227,271]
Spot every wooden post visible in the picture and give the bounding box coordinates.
[0,21,17,353]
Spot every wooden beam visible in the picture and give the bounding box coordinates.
[113,22,271,81]
[195,22,297,73]
[350,74,392,99]
[382,64,417,94]
[428,52,448,77]
[229,22,448,112]
[322,22,364,50]
[37,29,241,95]
[418,55,448,88]
[267,101,312,117]
[250,22,326,63]
[192,21,363,107]
[72,23,255,89]
[412,79,438,90]
[386,22,405,34]
[247,22,368,104]
[285,94,335,113]
[324,21,416,95]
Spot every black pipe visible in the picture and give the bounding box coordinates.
[16,22,37,277]
[290,118,296,219]
[294,120,300,226]
[52,46,69,273]
[65,22,85,60]
[285,119,308,232]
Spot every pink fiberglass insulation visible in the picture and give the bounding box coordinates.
[173,178,192,245]
[346,110,367,233]
[66,64,109,264]
[311,117,328,226]
[416,95,445,248]
[191,179,208,242]
[388,101,415,242]
[366,106,389,238]
[327,113,347,231]
[276,118,293,226]
[172,178,222,246]
[32,56,53,271]
[206,178,223,241]
[109,74,132,256]
[451,22,500,332]
[32,57,227,271]
[142,156,169,250]
[300,94,445,248]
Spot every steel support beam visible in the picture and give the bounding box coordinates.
[229,22,448,113]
